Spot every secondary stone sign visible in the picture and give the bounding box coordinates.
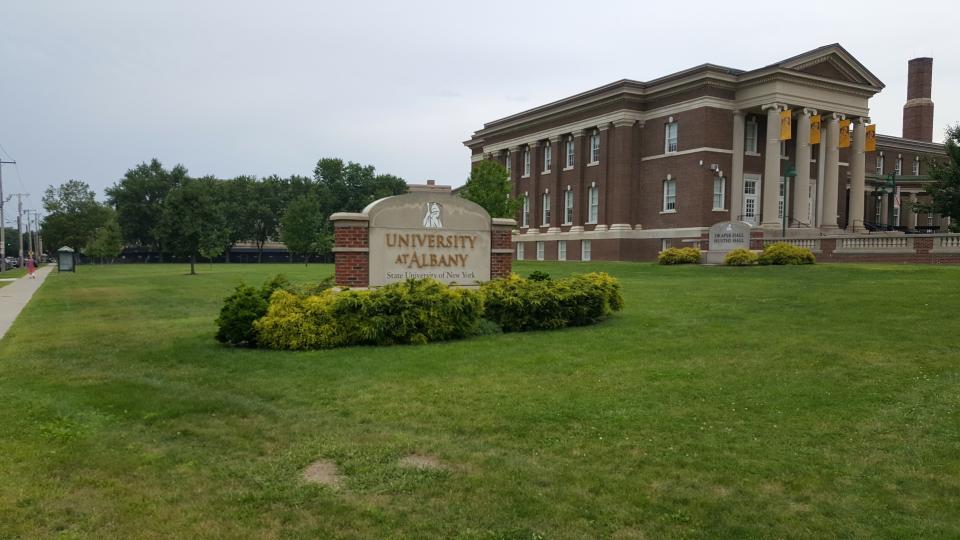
[704,220,752,263]
[330,192,516,288]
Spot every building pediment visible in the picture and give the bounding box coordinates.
[775,44,884,90]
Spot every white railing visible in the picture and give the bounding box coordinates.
[938,235,960,249]
[763,238,820,250]
[838,236,910,250]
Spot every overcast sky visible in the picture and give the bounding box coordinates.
[1,0,956,221]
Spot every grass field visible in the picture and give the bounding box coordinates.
[0,266,27,287]
[1,261,958,539]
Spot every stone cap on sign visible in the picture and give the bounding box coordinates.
[329,212,369,227]
[362,192,491,231]
[492,217,517,227]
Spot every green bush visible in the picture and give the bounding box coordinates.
[254,278,484,350]
[528,270,551,282]
[724,248,759,266]
[215,275,333,347]
[481,272,624,332]
[758,242,816,265]
[657,247,701,265]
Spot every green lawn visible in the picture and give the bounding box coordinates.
[0,266,27,286]
[1,262,958,539]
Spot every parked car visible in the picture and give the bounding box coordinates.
[3,257,19,269]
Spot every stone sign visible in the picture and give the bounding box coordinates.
[708,221,751,252]
[331,192,515,288]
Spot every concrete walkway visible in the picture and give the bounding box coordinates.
[0,265,53,341]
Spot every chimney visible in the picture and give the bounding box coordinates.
[902,57,934,141]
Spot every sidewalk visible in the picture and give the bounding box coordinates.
[0,265,53,341]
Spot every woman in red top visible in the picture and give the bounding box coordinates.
[26,253,36,279]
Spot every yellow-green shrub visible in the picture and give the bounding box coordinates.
[758,242,816,265]
[481,272,624,332]
[724,248,759,266]
[658,247,701,265]
[254,278,484,350]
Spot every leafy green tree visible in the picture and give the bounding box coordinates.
[459,160,522,218]
[106,159,187,261]
[84,211,124,264]
[281,195,328,266]
[3,227,18,259]
[916,124,960,231]
[249,175,285,263]
[41,179,113,255]
[313,158,407,216]
[159,177,229,275]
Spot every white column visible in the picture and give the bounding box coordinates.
[731,111,745,221]
[794,108,815,227]
[821,113,843,231]
[848,118,867,232]
[761,104,783,227]
[910,193,918,228]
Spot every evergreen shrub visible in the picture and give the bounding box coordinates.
[215,275,332,347]
[758,242,816,265]
[724,248,759,266]
[657,247,701,265]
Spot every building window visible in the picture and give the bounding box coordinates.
[894,205,901,226]
[928,213,934,226]
[665,121,678,153]
[778,178,785,219]
[564,189,574,224]
[912,157,920,175]
[588,185,599,223]
[558,240,567,261]
[516,242,524,260]
[536,241,544,261]
[876,154,884,175]
[541,192,551,226]
[663,178,676,211]
[523,147,531,177]
[581,240,591,261]
[565,137,575,168]
[875,197,882,223]
[895,157,902,175]
[505,151,511,180]
[713,177,725,210]
[745,119,758,153]
[522,192,529,227]
[543,144,552,172]
[589,131,600,163]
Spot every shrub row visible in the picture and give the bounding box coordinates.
[722,243,816,266]
[216,272,624,350]
[658,247,700,265]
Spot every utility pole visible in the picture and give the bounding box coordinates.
[14,193,28,267]
[26,210,34,260]
[0,159,14,272]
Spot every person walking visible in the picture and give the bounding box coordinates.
[26,252,36,279]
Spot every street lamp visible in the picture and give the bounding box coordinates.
[782,164,797,238]
[886,171,897,229]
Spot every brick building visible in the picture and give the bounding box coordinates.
[463,44,950,261]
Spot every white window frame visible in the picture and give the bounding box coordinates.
[894,205,901,226]
[563,189,574,225]
[589,130,600,164]
[912,157,920,176]
[713,177,725,210]
[516,242,524,260]
[587,185,599,224]
[875,197,882,223]
[522,192,529,228]
[504,151,511,180]
[664,121,678,153]
[536,241,544,261]
[558,240,567,261]
[523,147,531,177]
[581,240,591,261]
[541,192,550,226]
[876,153,884,175]
[543,144,552,173]
[662,178,676,212]
[745,119,759,154]
[565,137,575,169]
[778,178,785,219]
[895,156,902,175]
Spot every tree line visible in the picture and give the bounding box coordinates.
[41,158,407,274]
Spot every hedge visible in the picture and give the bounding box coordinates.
[658,247,701,265]
[215,275,332,347]
[724,248,759,266]
[758,242,816,265]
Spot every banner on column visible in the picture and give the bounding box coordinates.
[865,124,877,151]
[779,109,792,140]
[894,187,901,209]
[838,119,852,148]
[809,115,821,145]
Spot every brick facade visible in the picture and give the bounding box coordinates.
[333,224,369,288]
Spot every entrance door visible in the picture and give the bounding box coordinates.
[743,175,761,225]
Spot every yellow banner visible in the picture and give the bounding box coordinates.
[839,119,851,148]
[779,109,792,140]
[809,115,821,145]
[865,124,877,152]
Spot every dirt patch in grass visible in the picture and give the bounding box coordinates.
[302,459,343,487]
[398,454,447,471]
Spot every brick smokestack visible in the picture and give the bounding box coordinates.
[902,57,934,141]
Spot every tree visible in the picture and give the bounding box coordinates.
[249,176,285,263]
[916,124,960,231]
[459,160,522,218]
[85,211,124,264]
[106,159,187,261]
[313,158,407,216]
[159,177,229,275]
[41,179,113,255]
[281,195,328,266]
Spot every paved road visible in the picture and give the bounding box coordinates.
[0,265,53,341]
